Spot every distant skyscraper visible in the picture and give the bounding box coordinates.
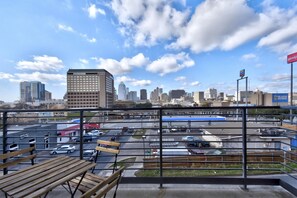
[20,81,45,102]
[205,88,217,99]
[150,87,163,102]
[45,90,52,100]
[128,91,138,102]
[67,69,114,108]
[118,82,127,100]
[193,91,204,103]
[140,89,147,100]
[169,89,186,99]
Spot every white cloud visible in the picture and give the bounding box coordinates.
[116,76,151,86]
[131,79,151,86]
[110,0,189,46]
[258,17,297,48]
[170,0,273,53]
[97,53,149,75]
[14,72,66,82]
[0,72,14,79]
[146,52,194,76]
[16,55,64,71]
[191,81,200,86]
[257,81,289,92]
[58,24,74,32]
[110,0,297,55]
[88,4,106,19]
[258,73,297,82]
[79,59,89,65]
[241,53,257,60]
[175,76,186,81]
[271,74,291,81]
[58,24,96,43]
[79,33,97,43]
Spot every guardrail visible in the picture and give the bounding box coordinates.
[1,106,297,195]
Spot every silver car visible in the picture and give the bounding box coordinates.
[50,145,75,155]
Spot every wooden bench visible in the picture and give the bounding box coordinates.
[80,167,124,198]
[0,147,36,174]
[70,140,121,196]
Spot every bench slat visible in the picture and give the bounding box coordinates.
[0,147,35,160]
[0,154,36,169]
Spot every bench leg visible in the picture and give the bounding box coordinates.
[65,171,87,198]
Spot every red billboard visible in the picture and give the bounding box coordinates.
[287,52,297,63]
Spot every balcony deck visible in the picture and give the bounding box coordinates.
[13,183,292,198]
[1,106,297,197]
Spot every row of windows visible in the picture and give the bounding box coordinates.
[68,96,98,98]
[68,92,99,95]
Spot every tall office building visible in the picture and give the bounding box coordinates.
[67,69,114,108]
[45,90,52,100]
[169,89,186,99]
[20,81,45,102]
[140,89,147,100]
[150,87,163,102]
[205,88,217,99]
[128,91,138,102]
[193,91,204,103]
[118,82,127,100]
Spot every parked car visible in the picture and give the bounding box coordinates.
[89,130,104,136]
[122,127,128,133]
[187,138,210,148]
[50,145,75,155]
[182,136,196,141]
[73,134,93,142]
[83,149,99,161]
[127,128,134,133]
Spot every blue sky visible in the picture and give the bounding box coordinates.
[1,0,297,102]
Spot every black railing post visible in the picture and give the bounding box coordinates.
[2,111,8,175]
[242,107,247,190]
[79,110,84,160]
[159,108,163,188]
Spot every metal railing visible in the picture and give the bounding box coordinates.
[1,106,297,195]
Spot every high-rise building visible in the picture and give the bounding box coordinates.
[45,90,52,100]
[193,91,204,103]
[140,89,147,100]
[150,87,163,102]
[20,81,45,102]
[118,82,127,100]
[205,88,217,99]
[67,69,114,108]
[169,89,186,100]
[128,91,138,102]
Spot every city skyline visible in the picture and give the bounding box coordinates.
[1,0,297,102]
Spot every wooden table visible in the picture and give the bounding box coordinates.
[0,156,96,198]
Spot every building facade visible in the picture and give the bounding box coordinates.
[128,91,138,102]
[169,89,186,100]
[204,88,217,100]
[20,81,45,102]
[118,82,127,100]
[193,91,204,103]
[140,89,147,100]
[250,90,289,106]
[67,69,114,108]
[150,87,163,102]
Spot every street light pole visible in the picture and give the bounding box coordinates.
[237,69,248,120]
[142,135,146,158]
[291,62,293,123]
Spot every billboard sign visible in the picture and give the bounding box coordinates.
[240,69,245,78]
[287,52,297,63]
[272,93,288,103]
